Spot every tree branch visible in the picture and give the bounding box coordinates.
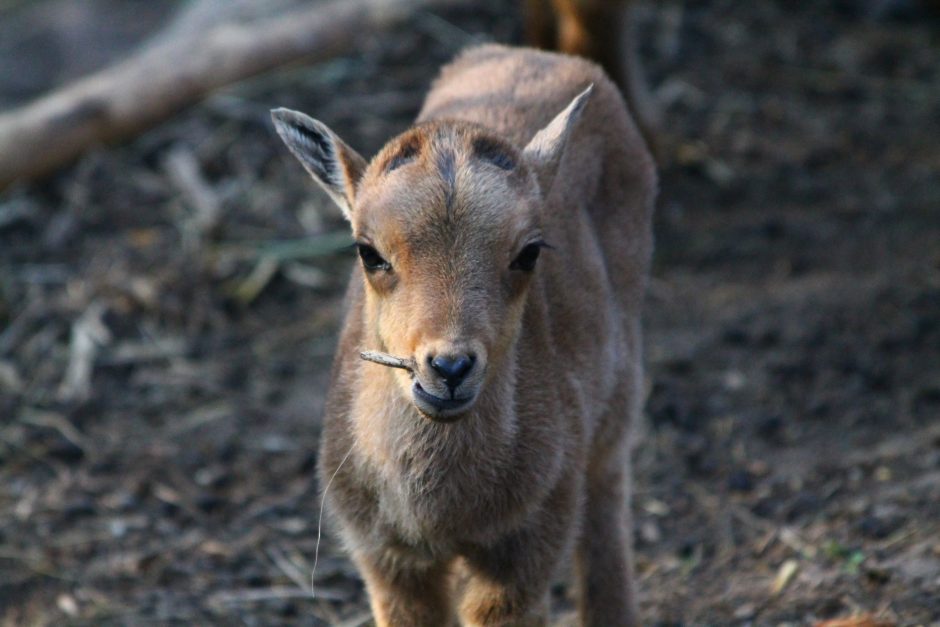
[0,0,460,190]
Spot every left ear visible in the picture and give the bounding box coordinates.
[271,108,367,221]
[522,84,594,196]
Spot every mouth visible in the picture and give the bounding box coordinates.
[412,381,476,422]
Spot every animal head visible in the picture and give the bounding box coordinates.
[271,86,591,421]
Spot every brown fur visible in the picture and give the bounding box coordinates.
[523,0,660,157]
[272,44,656,626]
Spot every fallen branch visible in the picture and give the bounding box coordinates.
[0,0,461,190]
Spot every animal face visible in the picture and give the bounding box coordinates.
[271,85,591,421]
[352,123,546,420]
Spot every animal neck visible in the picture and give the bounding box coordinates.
[350,348,520,485]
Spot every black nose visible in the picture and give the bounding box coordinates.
[429,354,475,389]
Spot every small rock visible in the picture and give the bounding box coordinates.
[722,370,746,391]
[56,594,80,618]
[0,361,22,392]
[108,518,128,538]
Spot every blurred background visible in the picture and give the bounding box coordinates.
[0,0,938,624]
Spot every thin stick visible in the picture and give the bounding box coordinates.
[359,350,415,372]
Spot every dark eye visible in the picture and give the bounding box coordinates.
[510,243,542,271]
[357,243,391,272]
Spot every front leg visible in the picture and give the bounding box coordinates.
[575,453,637,626]
[457,536,552,627]
[576,372,642,626]
[457,478,578,627]
[353,548,455,627]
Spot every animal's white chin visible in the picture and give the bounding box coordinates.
[411,381,477,422]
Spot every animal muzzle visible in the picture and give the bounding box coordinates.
[411,345,486,421]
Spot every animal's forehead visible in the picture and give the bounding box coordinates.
[373,121,520,178]
[353,122,537,248]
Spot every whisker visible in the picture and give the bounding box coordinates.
[310,439,356,598]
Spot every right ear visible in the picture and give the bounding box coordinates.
[271,108,367,221]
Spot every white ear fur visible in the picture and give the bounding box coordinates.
[271,108,367,221]
[522,84,594,196]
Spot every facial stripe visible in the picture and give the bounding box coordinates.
[472,136,516,171]
[386,138,421,173]
[437,148,457,210]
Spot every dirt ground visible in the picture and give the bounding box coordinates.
[1,0,939,624]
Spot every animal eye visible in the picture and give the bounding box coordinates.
[357,244,391,272]
[510,243,542,271]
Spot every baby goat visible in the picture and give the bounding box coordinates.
[272,44,656,626]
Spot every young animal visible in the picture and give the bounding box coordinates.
[524,0,660,157]
[272,44,655,626]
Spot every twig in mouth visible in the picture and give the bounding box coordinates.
[359,350,415,372]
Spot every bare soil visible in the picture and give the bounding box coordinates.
[1,0,938,624]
